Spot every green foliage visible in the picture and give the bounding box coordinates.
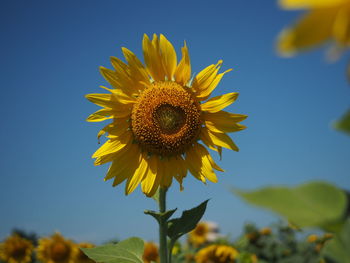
[324,219,350,263]
[234,223,326,263]
[81,237,144,263]
[167,200,209,241]
[334,110,350,135]
[234,181,347,232]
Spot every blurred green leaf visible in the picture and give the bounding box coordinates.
[324,219,350,263]
[167,199,209,241]
[233,181,347,231]
[81,237,144,263]
[334,109,350,135]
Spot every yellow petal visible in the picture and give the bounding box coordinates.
[277,9,338,56]
[95,135,130,166]
[92,132,131,158]
[192,61,221,93]
[185,145,206,183]
[206,130,239,152]
[143,34,165,81]
[121,47,150,85]
[85,93,116,108]
[172,156,187,190]
[159,34,177,79]
[87,108,131,122]
[201,93,239,113]
[99,66,123,89]
[174,42,191,86]
[279,0,348,9]
[333,8,350,47]
[97,118,130,141]
[99,86,136,105]
[204,111,247,133]
[125,153,148,195]
[104,144,140,185]
[196,143,221,182]
[86,108,114,122]
[200,128,222,158]
[186,143,218,183]
[141,155,159,197]
[160,159,174,188]
[196,69,233,101]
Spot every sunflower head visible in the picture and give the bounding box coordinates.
[86,34,247,196]
[195,244,239,263]
[142,242,159,263]
[188,221,219,247]
[0,234,33,263]
[36,233,78,263]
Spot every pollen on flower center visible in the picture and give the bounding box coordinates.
[131,81,202,156]
[154,104,185,134]
[51,243,70,261]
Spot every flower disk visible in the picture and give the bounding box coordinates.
[132,81,201,156]
[0,235,33,263]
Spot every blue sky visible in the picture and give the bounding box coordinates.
[1,0,349,244]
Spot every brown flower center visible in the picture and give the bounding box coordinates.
[11,243,28,260]
[51,243,70,262]
[131,81,201,156]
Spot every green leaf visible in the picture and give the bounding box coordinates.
[81,237,144,263]
[233,181,347,231]
[334,109,350,135]
[167,199,209,241]
[144,208,177,223]
[323,219,350,263]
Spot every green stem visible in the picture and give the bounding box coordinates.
[159,187,168,263]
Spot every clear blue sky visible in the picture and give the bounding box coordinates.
[1,0,349,244]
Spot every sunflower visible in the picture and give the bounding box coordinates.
[188,221,219,247]
[76,243,95,263]
[195,244,239,263]
[36,233,78,263]
[142,242,159,263]
[86,34,247,196]
[0,234,33,263]
[277,0,350,57]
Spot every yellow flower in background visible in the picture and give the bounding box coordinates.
[188,221,219,247]
[142,242,159,263]
[36,233,78,263]
[86,34,247,196]
[307,234,318,243]
[0,235,33,263]
[195,244,239,263]
[277,0,350,56]
[259,227,272,236]
[76,243,95,263]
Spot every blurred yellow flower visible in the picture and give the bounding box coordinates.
[188,221,219,247]
[142,242,159,263]
[0,235,33,263]
[76,243,95,263]
[277,0,350,57]
[259,227,272,235]
[36,233,78,263]
[307,234,318,243]
[86,34,247,196]
[195,244,239,263]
